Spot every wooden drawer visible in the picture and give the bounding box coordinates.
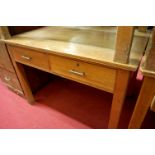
[0,67,23,92]
[49,55,116,93]
[7,45,50,71]
[0,42,14,72]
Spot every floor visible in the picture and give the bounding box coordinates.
[0,75,155,129]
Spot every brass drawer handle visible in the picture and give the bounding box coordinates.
[69,69,85,76]
[21,55,31,60]
[4,76,11,81]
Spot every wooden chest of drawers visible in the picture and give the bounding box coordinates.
[0,42,24,95]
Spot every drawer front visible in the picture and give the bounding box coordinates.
[0,42,14,72]
[0,68,23,92]
[49,55,116,93]
[7,45,50,71]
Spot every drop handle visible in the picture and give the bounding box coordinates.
[4,76,11,81]
[69,69,85,76]
[21,55,31,60]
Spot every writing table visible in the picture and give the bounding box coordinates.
[3,26,149,128]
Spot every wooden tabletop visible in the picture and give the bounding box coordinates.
[3,26,150,71]
[141,57,155,78]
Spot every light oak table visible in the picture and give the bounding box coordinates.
[129,29,155,128]
[3,26,149,128]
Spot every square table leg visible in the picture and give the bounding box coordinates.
[108,69,131,128]
[15,62,35,104]
[128,77,155,128]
